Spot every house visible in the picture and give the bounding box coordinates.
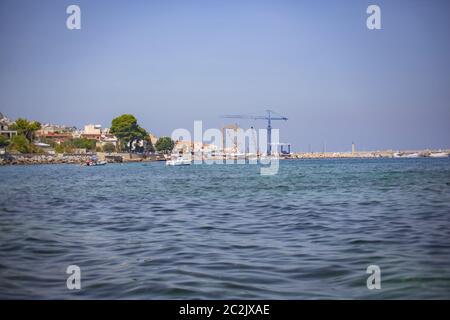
[0,113,17,139]
[81,124,118,148]
[173,140,218,154]
[36,124,76,143]
[37,124,76,135]
[148,133,158,145]
[37,132,73,144]
[81,124,102,141]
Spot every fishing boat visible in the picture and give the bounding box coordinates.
[84,155,107,166]
[85,160,107,166]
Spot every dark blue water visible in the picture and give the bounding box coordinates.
[1,158,450,299]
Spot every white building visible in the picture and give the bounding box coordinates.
[0,113,17,139]
[84,124,102,135]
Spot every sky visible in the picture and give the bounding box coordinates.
[1,0,449,152]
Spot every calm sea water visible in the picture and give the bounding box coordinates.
[0,158,450,299]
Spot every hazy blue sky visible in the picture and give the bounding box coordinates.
[1,0,449,151]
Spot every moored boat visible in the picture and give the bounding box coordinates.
[84,155,107,166]
[166,155,192,166]
[429,152,449,158]
[403,153,420,158]
[85,160,107,166]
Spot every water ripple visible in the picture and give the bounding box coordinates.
[1,158,450,299]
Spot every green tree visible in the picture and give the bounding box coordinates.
[7,135,41,153]
[110,114,148,152]
[10,118,41,142]
[70,138,96,151]
[8,135,30,153]
[155,136,175,154]
[52,138,95,154]
[0,135,10,148]
[102,143,116,153]
[54,144,65,154]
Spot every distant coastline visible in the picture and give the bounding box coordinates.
[0,152,166,166]
[1,149,449,166]
[290,149,450,159]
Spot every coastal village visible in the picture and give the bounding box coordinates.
[1,112,449,165]
[0,112,168,165]
[0,112,223,165]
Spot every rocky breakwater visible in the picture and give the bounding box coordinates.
[0,154,92,165]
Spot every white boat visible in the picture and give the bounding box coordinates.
[429,152,449,158]
[166,156,192,166]
[403,153,420,158]
[393,152,421,158]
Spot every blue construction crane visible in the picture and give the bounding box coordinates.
[220,109,288,155]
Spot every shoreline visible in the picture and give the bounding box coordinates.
[0,153,165,166]
[1,150,449,166]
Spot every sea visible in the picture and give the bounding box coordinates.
[0,158,449,299]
